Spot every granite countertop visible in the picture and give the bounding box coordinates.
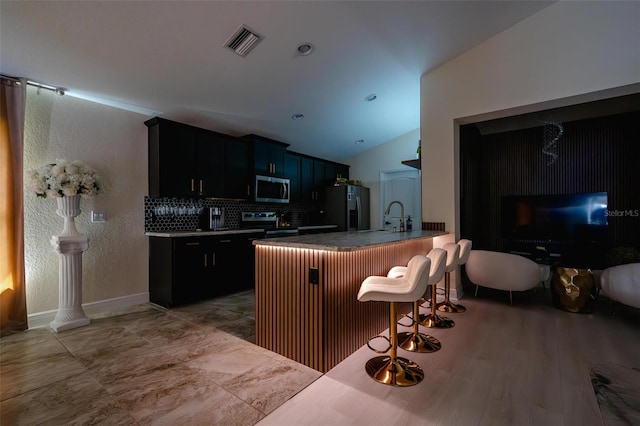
[297,225,338,230]
[145,228,265,238]
[253,229,447,252]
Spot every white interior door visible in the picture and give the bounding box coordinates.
[380,169,421,231]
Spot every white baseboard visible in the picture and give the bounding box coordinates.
[28,292,150,330]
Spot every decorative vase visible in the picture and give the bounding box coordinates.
[56,195,81,236]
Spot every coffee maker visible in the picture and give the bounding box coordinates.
[198,207,225,230]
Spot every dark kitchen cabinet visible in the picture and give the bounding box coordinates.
[284,152,302,201]
[146,117,348,201]
[226,137,252,199]
[243,134,289,176]
[146,117,227,198]
[287,152,350,202]
[146,118,197,197]
[301,156,316,201]
[196,129,225,197]
[148,232,263,308]
[149,236,209,307]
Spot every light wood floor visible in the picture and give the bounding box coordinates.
[259,288,640,426]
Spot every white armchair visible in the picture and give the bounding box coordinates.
[465,250,541,305]
[599,263,640,309]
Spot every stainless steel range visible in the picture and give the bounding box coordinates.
[240,211,298,238]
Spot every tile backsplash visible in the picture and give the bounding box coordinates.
[144,196,315,233]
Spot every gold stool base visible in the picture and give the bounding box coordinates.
[364,356,424,386]
[397,331,441,353]
[419,313,455,329]
[436,301,467,313]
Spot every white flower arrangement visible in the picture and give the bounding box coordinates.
[27,160,101,199]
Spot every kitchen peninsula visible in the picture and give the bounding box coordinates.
[253,229,447,372]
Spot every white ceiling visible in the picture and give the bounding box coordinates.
[1,0,554,162]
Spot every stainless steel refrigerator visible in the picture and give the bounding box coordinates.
[323,184,370,231]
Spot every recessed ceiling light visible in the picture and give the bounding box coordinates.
[291,113,304,120]
[296,43,314,56]
[354,139,365,144]
[365,94,377,102]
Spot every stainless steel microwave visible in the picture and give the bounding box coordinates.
[255,175,290,203]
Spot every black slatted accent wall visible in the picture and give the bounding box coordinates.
[460,111,640,258]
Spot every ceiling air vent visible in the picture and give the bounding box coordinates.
[225,25,263,57]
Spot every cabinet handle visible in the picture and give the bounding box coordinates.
[191,178,195,192]
[212,252,216,266]
[204,253,207,267]
[247,184,250,196]
[186,242,200,246]
[199,179,203,193]
[273,163,276,174]
[220,239,231,243]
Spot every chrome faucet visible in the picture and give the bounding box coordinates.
[385,201,405,232]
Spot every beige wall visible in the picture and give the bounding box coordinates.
[346,128,420,228]
[421,1,640,237]
[24,87,149,325]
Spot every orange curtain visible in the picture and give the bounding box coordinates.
[0,77,27,336]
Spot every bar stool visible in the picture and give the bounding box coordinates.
[357,255,431,386]
[436,239,472,313]
[420,242,458,329]
[388,248,447,353]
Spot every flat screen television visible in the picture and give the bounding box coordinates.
[501,192,608,243]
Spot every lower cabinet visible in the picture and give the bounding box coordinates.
[149,232,263,308]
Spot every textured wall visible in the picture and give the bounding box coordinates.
[24,87,148,315]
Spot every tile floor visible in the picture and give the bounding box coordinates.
[0,290,321,425]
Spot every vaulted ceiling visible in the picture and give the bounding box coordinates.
[1,1,554,162]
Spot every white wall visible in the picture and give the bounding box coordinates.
[346,128,420,228]
[24,87,149,326]
[421,1,640,237]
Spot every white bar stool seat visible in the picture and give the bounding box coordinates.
[389,248,447,353]
[436,239,472,313]
[357,255,431,386]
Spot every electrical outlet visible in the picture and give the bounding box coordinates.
[309,267,319,285]
[91,211,106,222]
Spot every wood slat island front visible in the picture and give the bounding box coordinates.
[253,230,447,372]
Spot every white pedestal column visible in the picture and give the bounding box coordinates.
[49,235,90,332]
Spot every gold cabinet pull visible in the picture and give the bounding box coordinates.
[212,252,216,266]
[191,178,195,192]
[199,179,203,193]
[204,253,207,267]
[185,242,200,246]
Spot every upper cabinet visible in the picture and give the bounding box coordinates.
[147,117,201,197]
[284,152,302,202]
[225,137,251,199]
[146,117,246,199]
[242,134,289,176]
[286,151,350,202]
[145,117,349,201]
[195,129,225,197]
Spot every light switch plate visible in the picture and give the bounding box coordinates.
[91,211,106,222]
